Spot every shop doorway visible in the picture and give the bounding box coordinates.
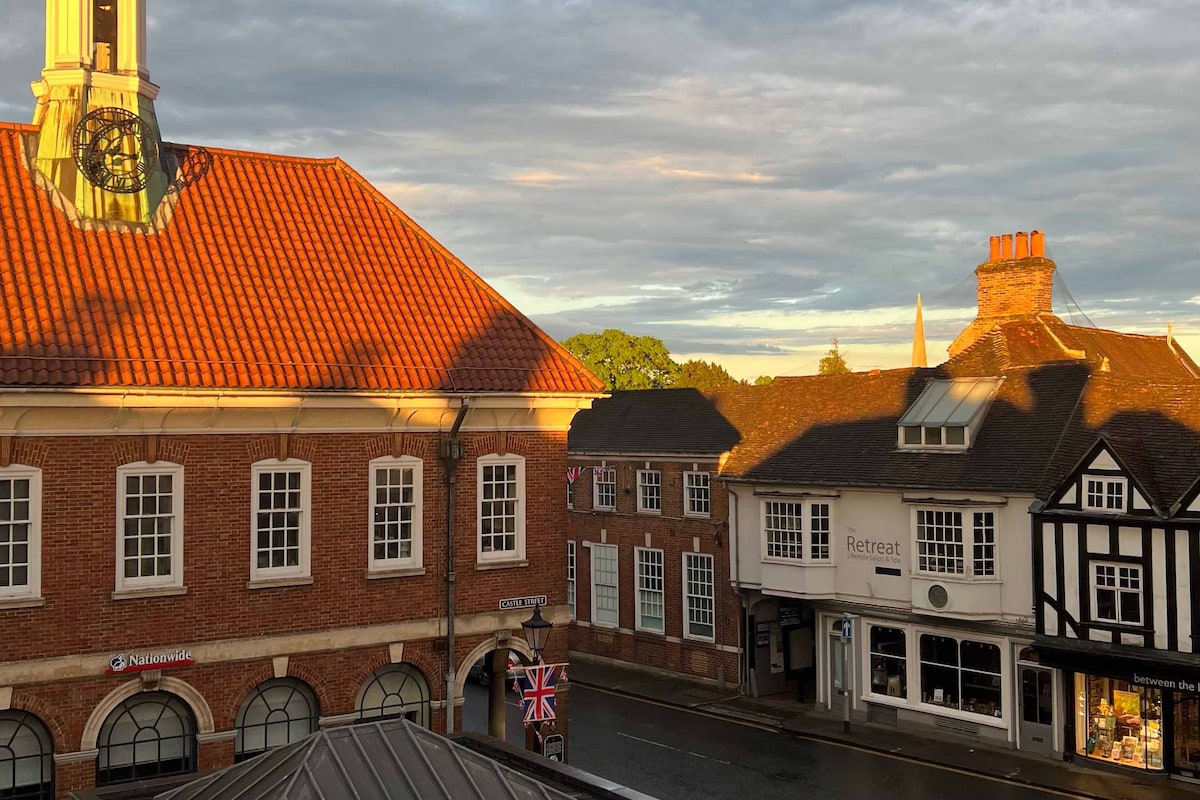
[827,620,846,710]
[1174,693,1200,778]
[1019,664,1054,754]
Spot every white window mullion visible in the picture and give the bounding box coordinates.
[477,454,525,563]
[684,552,714,641]
[635,547,664,633]
[116,462,184,591]
[250,459,311,581]
[0,466,41,600]
[592,544,619,627]
[368,456,422,572]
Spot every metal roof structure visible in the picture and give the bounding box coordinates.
[155,720,579,800]
[897,377,1001,429]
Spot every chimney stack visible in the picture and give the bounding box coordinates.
[1030,230,1045,258]
[988,236,1000,261]
[1015,232,1029,258]
[1000,234,1013,260]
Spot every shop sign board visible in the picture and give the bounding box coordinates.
[499,595,547,611]
[542,734,564,762]
[107,648,195,674]
[779,606,804,627]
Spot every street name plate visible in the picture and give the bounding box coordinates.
[499,594,547,611]
[543,734,564,762]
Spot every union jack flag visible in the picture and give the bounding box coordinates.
[518,664,558,723]
[566,466,584,484]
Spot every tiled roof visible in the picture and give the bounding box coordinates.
[0,122,603,394]
[567,388,750,455]
[721,362,1092,493]
[946,315,1199,381]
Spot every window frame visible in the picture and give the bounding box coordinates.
[367,456,423,573]
[636,469,662,515]
[591,543,619,628]
[916,633,1004,721]
[476,454,526,563]
[762,499,832,564]
[634,547,665,634]
[593,467,616,511]
[913,507,998,580]
[115,461,184,592]
[0,464,41,602]
[566,541,576,620]
[867,625,908,700]
[249,459,312,582]
[1083,475,1127,513]
[1093,561,1143,625]
[234,678,320,762]
[683,551,715,642]
[684,471,711,518]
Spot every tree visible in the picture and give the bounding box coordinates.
[753,375,774,386]
[675,359,744,388]
[563,329,681,390]
[818,338,850,375]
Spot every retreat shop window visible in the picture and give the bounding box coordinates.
[0,466,40,601]
[763,500,831,562]
[1085,477,1126,513]
[919,634,1003,719]
[635,547,665,633]
[1094,563,1142,625]
[637,470,662,514]
[567,541,576,619]
[477,455,525,562]
[594,467,616,511]
[869,626,907,698]
[250,460,311,581]
[684,552,715,641]
[916,508,996,579]
[685,471,710,517]
[116,462,184,591]
[592,544,619,627]
[368,456,422,572]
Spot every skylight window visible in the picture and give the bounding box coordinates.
[898,378,1001,450]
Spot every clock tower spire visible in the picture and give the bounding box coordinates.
[31,0,166,223]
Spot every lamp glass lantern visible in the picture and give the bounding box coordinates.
[521,602,553,661]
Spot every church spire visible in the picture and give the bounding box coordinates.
[911,293,928,368]
[31,0,166,224]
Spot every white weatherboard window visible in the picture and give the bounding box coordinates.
[592,543,619,627]
[762,499,831,563]
[250,459,312,581]
[637,470,661,514]
[1094,563,1142,625]
[915,508,996,579]
[684,552,715,641]
[635,547,665,633]
[477,454,525,562]
[368,456,422,572]
[685,471,710,517]
[0,465,40,601]
[1084,476,1126,513]
[567,541,576,619]
[594,467,615,511]
[116,462,184,591]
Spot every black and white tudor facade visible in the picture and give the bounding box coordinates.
[1033,379,1200,778]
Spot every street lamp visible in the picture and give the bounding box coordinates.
[521,602,553,663]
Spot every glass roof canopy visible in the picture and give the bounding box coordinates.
[898,378,1002,449]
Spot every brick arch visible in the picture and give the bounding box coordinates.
[220,664,278,729]
[454,638,535,702]
[350,657,441,714]
[5,693,68,754]
[280,663,334,719]
[80,676,215,751]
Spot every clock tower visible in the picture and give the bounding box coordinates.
[31,0,167,223]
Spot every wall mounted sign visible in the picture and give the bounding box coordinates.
[499,595,547,611]
[846,535,902,565]
[106,648,195,674]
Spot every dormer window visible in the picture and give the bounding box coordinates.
[898,378,1001,451]
[1084,476,1125,513]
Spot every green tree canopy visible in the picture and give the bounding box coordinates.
[675,359,745,389]
[753,375,775,385]
[818,338,850,375]
[563,329,681,390]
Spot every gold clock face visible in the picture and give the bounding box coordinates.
[73,107,160,194]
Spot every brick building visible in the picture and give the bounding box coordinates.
[0,3,602,798]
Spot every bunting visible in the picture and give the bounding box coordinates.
[566,466,584,484]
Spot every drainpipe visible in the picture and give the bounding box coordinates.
[729,487,747,694]
[439,400,470,734]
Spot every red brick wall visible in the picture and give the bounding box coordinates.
[566,458,739,685]
[974,257,1055,319]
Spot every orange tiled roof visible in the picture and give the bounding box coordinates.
[0,122,603,394]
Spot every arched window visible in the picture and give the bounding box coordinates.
[234,679,319,762]
[0,710,54,800]
[356,664,430,727]
[96,692,196,786]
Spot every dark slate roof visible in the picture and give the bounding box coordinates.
[155,719,578,800]
[720,361,1093,493]
[946,315,1200,381]
[567,388,751,456]
[1039,376,1200,512]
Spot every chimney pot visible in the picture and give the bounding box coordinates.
[1001,234,1013,260]
[1015,232,1029,258]
[988,236,1000,261]
[1030,230,1045,258]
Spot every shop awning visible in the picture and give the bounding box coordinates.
[1034,638,1200,692]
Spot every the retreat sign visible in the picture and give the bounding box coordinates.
[107,648,195,674]
[846,535,903,565]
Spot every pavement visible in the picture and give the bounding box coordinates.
[567,653,1200,800]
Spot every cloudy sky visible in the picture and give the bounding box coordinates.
[3,1,1198,379]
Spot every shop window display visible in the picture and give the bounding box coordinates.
[869,626,907,698]
[918,634,1002,718]
[1075,675,1163,771]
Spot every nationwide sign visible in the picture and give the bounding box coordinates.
[498,595,547,611]
[106,648,195,674]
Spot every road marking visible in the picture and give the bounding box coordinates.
[617,732,732,765]
[583,686,1091,800]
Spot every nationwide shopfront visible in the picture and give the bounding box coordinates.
[1037,644,1200,778]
